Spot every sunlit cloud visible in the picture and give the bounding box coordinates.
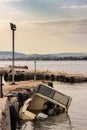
[61,5,87,9]
[17,18,87,36]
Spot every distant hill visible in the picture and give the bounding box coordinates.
[29,53,87,59]
[48,52,87,57]
[28,52,87,57]
[0,51,87,60]
[0,51,28,59]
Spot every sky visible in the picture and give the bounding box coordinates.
[0,0,87,54]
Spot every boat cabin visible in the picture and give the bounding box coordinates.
[28,83,72,112]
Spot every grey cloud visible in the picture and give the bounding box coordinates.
[0,0,22,1]
[40,18,87,35]
[19,18,87,36]
[61,4,87,9]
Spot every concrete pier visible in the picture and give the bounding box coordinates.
[0,97,11,130]
[1,67,87,83]
[4,70,87,83]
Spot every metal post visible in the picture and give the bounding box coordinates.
[10,23,16,85]
[34,60,36,80]
[12,30,15,84]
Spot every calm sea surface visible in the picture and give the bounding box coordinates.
[0,60,87,130]
[1,60,87,74]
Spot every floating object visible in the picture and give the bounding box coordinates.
[36,112,48,121]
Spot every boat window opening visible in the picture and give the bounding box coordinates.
[37,84,71,108]
[53,92,69,106]
[38,85,55,98]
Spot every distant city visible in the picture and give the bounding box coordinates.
[0,51,87,60]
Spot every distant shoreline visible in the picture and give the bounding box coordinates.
[0,57,87,61]
[0,51,87,61]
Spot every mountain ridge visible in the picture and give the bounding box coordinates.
[0,51,87,60]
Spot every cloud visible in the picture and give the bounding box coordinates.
[0,0,21,2]
[61,4,87,9]
[17,18,87,37]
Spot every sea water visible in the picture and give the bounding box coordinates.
[1,60,87,74]
[0,60,87,130]
[21,82,87,130]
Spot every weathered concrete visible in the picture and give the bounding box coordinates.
[1,67,87,83]
[4,70,87,83]
[0,97,11,130]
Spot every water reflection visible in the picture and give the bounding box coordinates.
[21,113,73,130]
